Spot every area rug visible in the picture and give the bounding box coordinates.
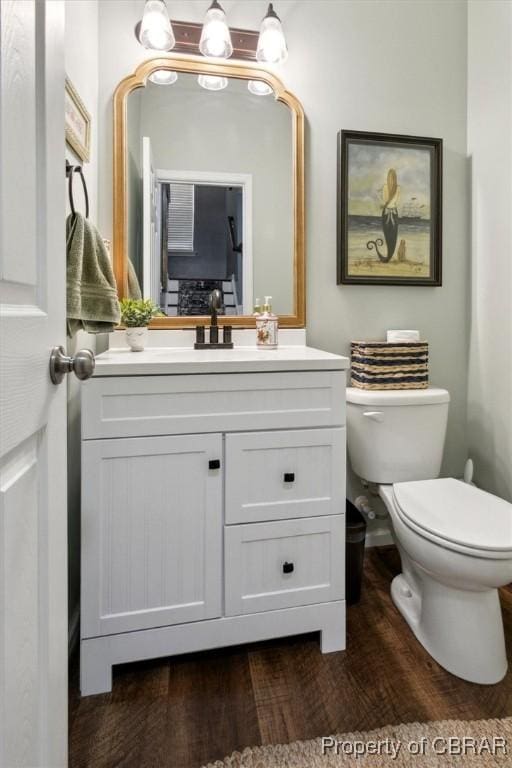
[203,717,512,767]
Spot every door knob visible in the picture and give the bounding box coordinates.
[49,346,95,384]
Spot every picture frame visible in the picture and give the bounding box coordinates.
[65,77,91,163]
[337,130,442,286]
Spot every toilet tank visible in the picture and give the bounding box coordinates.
[346,387,450,484]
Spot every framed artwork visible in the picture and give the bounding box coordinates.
[337,130,442,286]
[65,77,91,163]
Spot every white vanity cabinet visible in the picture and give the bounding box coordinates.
[80,346,349,695]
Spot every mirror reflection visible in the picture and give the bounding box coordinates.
[126,72,294,317]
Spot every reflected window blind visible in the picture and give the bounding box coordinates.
[168,183,194,252]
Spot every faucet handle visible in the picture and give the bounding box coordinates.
[209,288,222,309]
[208,289,223,326]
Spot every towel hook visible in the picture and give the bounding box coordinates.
[66,160,89,218]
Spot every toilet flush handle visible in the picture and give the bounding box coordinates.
[363,411,384,423]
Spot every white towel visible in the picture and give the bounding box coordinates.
[387,329,420,343]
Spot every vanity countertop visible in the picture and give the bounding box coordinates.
[93,346,349,377]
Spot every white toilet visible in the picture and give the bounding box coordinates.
[346,386,512,685]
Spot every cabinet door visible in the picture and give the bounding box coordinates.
[81,434,223,638]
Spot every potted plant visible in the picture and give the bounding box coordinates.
[119,298,161,351]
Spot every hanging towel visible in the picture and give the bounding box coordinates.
[66,213,120,337]
[127,258,142,300]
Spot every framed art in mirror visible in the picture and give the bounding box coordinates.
[337,130,442,286]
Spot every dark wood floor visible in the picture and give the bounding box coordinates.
[69,547,512,768]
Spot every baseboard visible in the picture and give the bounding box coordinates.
[69,607,80,657]
[365,528,394,548]
[80,600,345,695]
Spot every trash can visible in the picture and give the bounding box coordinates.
[346,499,367,604]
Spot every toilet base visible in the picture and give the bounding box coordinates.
[391,565,508,685]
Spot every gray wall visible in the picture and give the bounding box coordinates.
[98,0,470,480]
[283,0,469,481]
[65,0,108,642]
[467,0,512,501]
[127,89,142,282]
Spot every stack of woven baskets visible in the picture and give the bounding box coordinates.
[350,340,429,390]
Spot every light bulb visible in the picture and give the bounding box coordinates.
[256,3,288,64]
[149,69,178,85]
[199,1,233,59]
[139,0,175,52]
[248,79,273,96]
[197,74,228,91]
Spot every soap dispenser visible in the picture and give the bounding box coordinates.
[256,296,278,349]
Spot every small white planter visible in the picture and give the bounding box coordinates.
[125,326,148,352]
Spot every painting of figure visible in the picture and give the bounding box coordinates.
[337,131,442,286]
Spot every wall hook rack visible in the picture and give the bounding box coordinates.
[66,160,89,218]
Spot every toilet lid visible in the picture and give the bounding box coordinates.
[393,478,512,553]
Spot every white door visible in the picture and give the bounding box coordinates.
[81,434,223,640]
[0,2,68,766]
[142,136,160,304]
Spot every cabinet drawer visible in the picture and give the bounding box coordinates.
[225,516,344,616]
[82,371,345,439]
[225,428,345,523]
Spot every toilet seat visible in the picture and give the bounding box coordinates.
[392,478,512,559]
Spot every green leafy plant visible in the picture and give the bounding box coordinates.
[119,298,162,327]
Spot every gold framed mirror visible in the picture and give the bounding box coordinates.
[113,55,305,328]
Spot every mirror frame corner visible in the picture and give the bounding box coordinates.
[113,55,305,328]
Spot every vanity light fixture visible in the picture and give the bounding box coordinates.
[256,3,288,64]
[138,0,175,51]
[148,69,178,85]
[247,79,273,96]
[199,0,233,59]
[197,74,228,91]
